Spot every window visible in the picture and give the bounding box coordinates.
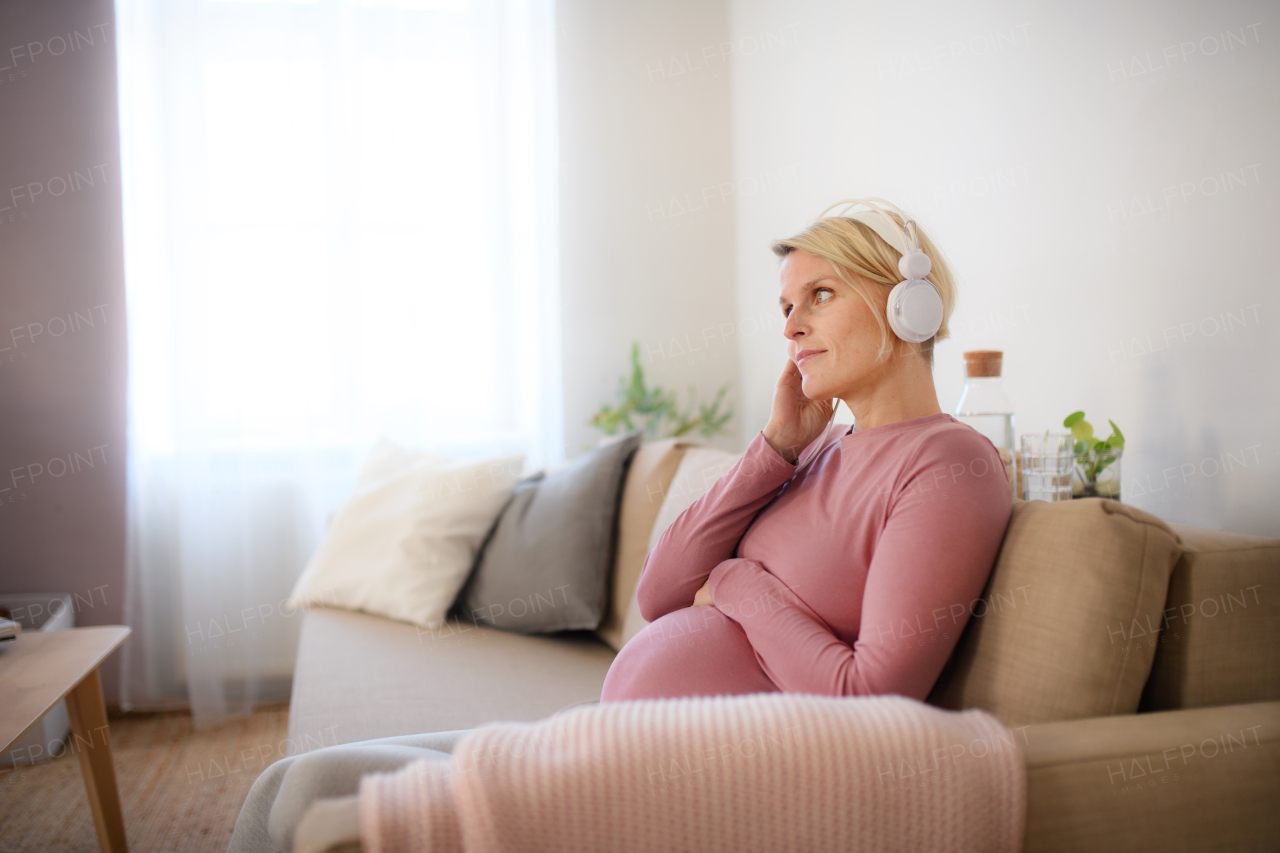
[116,0,559,726]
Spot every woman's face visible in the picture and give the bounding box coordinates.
[778,249,891,401]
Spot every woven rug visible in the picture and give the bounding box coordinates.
[0,704,290,853]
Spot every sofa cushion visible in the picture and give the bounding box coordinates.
[928,498,1182,727]
[595,438,694,651]
[286,607,616,754]
[618,445,742,647]
[1139,526,1280,711]
[289,439,525,630]
[457,430,642,633]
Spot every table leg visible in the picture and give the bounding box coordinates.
[64,668,129,853]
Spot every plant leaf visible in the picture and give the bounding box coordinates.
[1070,419,1094,443]
[1108,419,1125,449]
[1063,411,1085,428]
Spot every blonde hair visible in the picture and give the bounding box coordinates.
[770,202,957,365]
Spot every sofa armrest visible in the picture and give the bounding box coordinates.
[1141,525,1280,711]
[1021,701,1280,852]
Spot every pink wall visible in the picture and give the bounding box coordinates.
[0,0,127,702]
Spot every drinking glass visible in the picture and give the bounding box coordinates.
[1021,433,1073,502]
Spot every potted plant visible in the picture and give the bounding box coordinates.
[590,342,733,440]
[1064,410,1124,500]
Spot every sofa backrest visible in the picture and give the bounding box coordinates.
[927,498,1182,727]
[595,438,694,651]
[613,445,740,648]
[1139,525,1280,711]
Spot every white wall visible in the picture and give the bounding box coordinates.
[730,0,1280,536]
[557,0,742,455]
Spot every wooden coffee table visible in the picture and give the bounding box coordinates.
[1,626,131,853]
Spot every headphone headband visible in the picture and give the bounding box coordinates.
[818,197,919,257]
[844,211,911,256]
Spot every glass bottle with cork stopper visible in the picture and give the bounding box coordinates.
[954,350,1018,495]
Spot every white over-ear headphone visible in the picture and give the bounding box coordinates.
[790,198,943,474]
[818,197,944,344]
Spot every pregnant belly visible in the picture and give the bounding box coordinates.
[600,605,779,702]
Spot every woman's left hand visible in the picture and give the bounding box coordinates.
[693,579,713,607]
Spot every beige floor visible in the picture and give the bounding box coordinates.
[0,704,289,853]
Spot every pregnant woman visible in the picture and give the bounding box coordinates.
[601,198,1013,703]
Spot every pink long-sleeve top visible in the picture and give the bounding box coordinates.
[600,412,1013,703]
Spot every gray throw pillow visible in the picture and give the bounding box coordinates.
[455,430,643,633]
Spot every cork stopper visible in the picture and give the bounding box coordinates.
[963,350,1003,378]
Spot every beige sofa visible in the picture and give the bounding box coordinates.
[285,439,1280,852]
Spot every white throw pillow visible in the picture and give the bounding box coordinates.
[289,438,525,629]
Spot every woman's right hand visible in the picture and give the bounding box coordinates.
[762,348,835,464]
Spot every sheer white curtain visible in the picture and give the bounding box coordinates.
[115,0,560,727]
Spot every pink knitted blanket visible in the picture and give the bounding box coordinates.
[358,694,1025,853]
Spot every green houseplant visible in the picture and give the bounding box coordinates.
[590,342,733,440]
[1063,410,1124,500]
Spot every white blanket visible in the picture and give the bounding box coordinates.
[358,693,1025,853]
